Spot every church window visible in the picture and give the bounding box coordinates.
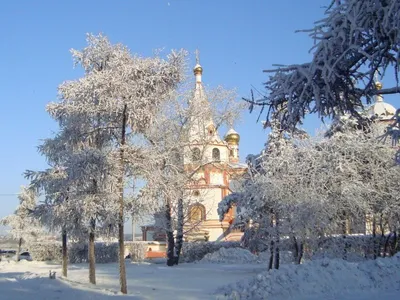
[212,148,220,161]
[193,190,200,196]
[230,149,234,157]
[189,204,206,223]
[207,125,215,136]
[192,147,201,161]
[197,178,207,185]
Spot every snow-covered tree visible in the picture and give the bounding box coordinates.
[1,186,43,261]
[44,33,185,293]
[26,131,119,281]
[250,0,400,130]
[220,121,400,267]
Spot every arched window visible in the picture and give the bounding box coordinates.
[212,148,220,161]
[192,147,201,161]
[189,204,206,223]
[207,125,215,136]
[197,178,207,185]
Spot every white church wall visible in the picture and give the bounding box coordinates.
[200,188,224,220]
[210,172,224,185]
[208,227,225,241]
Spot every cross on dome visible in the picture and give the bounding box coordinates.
[193,49,203,80]
[195,49,200,65]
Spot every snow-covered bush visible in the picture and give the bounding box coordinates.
[125,242,148,262]
[180,241,241,263]
[310,234,398,262]
[29,242,62,262]
[29,242,119,263]
[199,247,257,264]
[69,243,118,264]
[251,234,395,262]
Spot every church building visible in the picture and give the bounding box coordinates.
[141,57,247,243]
[182,58,247,242]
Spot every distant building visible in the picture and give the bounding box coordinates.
[367,80,396,124]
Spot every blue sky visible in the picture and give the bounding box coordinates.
[0,0,398,232]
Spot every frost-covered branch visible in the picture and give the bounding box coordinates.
[253,0,400,130]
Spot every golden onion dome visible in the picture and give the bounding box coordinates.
[193,63,203,75]
[375,81,383,90]
[225,128,240,144]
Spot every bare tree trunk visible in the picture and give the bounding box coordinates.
[292,235,303,264]
[274,243,280,269]
[16,237,22,262]
[118,104,128,294]
[297,242,304,265]
[390,231,398,256]
[268,239,274,270]
[274,213,280,270]
[292,235,298,262]
[62,229,67,277]
[341,210,347,234]
[62,192,70,277]
[132,215,136,241]
[372,215,377,260]
[89,218,96,284]
[174,198,184,265]
[383,232,391,258]
[268,214,274,271]
[342,235,348,261]
[378,214,385,257]
[165,198,175,266]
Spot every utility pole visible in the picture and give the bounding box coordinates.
[132,180,136,242]
[132,216,136,241]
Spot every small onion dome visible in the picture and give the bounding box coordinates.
[225,128,240,144]
[367,81,396,120]
[193,63,203,75]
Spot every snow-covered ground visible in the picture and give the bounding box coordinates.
[0,251,399,300]
[0,259,264,299]
[217,253,400,300]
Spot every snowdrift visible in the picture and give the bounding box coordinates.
[216,254,400,299]
[197,247,295,265]
[180,241,241,263]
